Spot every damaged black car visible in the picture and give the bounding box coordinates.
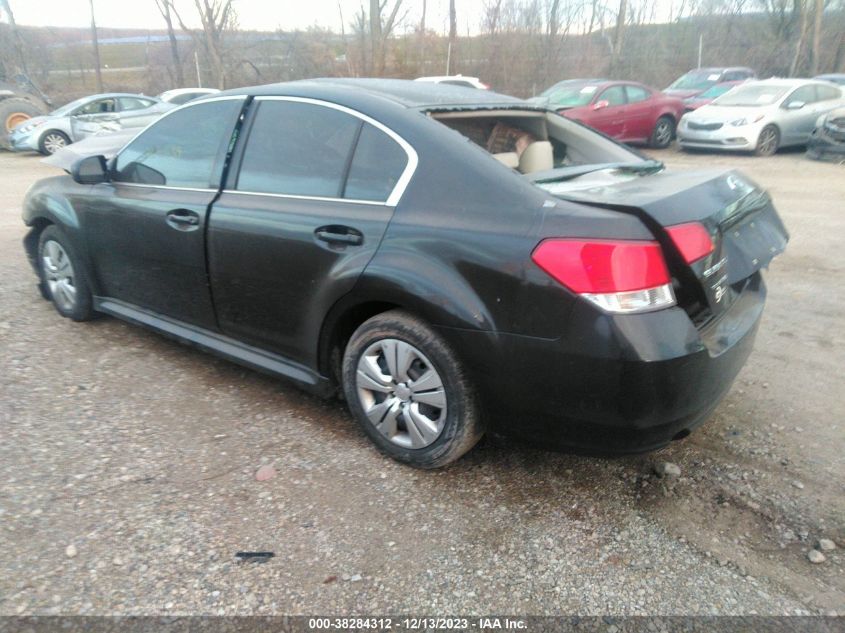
[808,106,845,161]
[22,79,788,467]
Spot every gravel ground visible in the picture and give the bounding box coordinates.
[0,147,842,616]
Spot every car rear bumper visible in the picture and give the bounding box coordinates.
[444,272,766,453]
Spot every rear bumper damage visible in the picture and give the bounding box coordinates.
[452,273,767,454]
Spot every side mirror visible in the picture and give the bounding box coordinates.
[71,155,109,185]
[592,100,610,110]
[786,101,805,110]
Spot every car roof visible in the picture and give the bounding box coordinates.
[222,78,524,110]
[415,75,481,82]
[160,88,219,95]
[84,92,156,99]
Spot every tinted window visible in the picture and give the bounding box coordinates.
[817,84,842,101]
[237,101,361,197]
[344,124,407,202]
[440,80,476,88]
[113,99,241,188]
[599,86,626,106]
[169,93,202,105]
[119,97,155,111]
[625,85,650,103]
[77,98,116,115]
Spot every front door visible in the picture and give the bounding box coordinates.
[82,97,245,330]
[207,98,412,366]
[621,84,655,142]
[589,85,628,139]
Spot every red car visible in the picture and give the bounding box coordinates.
[534,79,685,148]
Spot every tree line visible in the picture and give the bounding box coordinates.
[1,0,844,102]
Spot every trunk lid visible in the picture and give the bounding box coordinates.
[545,168,789,324]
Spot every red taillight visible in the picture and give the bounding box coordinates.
[531,239,676,313]
[531,239,670,293]
[666,222,714,264]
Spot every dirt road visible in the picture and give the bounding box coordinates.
[0,147,842,615]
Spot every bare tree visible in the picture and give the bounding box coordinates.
[154,0,184,86]
[448,0,457,73]
[609,0,627,75]
[170,0,237,89]
[0,0,30,76]
[809,0,823,74]
[89,0,103,92]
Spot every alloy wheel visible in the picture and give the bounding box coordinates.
[42,240,77,312]
[758,128,778,156]
[655,120,672,146]
[355,338,447,449]
[43,133,67,154]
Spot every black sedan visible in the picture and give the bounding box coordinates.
[22,79,788,468]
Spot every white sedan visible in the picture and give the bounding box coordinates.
[678,78,845,156]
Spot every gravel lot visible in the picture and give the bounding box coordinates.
[0,147,842,616]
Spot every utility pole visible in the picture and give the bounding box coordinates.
[89,0,103,92]
[698,33,703,68]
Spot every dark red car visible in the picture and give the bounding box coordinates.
[533,79,685,148]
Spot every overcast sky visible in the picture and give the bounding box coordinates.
[5,0,492,35]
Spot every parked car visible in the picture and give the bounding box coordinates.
[807,106,845,161]
[678,78,845,156]
[71,96,174,143]
[813,74,845,86]
[414,75,489,89]
[158,88,220,105]
[534,79,685,148]
[8,93,171,155]
[665,67,756,99]
[682,81,744,112]
[23,79,788,467]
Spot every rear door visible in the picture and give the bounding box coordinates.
[207,97,413,365]
[83,97,245,330]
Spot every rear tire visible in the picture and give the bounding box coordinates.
[342,310,483,468]
[649,116,675,149]
[37,226,94,321]
[0,98,44,150]
[755,125,779,157]
[38,130,70,155]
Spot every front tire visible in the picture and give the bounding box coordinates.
[38,130,70,155]
[755,125,779,157]
[342,310,483,468]
[650,116,675,149]
[38,226,94,321]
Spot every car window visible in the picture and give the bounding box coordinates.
[785,85,817,106]
[169,93,200,105]
[119,97,155,111]
[625,85,650,103]
[344,123,407,202]
[599,85,626,106]
[236,101,361,198]
[542,84,598,108]
[440,80,475,88]
[817,84,842,101]
[76,98,116,115]
[112,99,242,188]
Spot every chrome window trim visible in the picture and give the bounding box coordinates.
[219,188,388,206]
[247,95,418,207]
[111,182,217,193]
[111,95,249,189]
